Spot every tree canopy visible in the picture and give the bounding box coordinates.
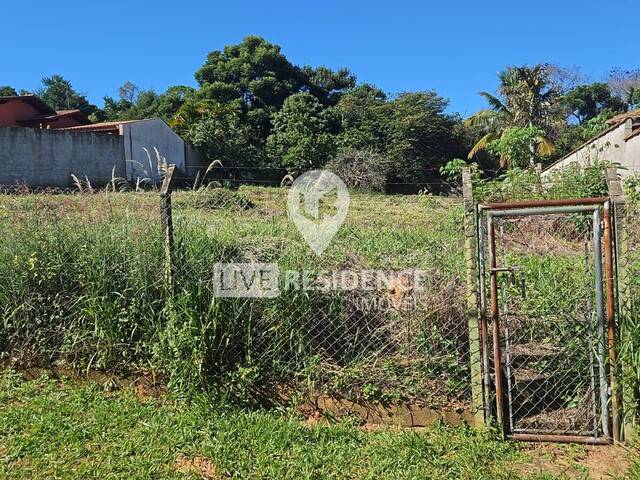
[8,37,639,183]
[37,75,98,116]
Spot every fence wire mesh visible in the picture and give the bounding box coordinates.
[170,185,475,412]
[1,174,636,429]
[0,182,479,420]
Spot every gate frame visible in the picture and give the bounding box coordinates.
[462,166,630,443]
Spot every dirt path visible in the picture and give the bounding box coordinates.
[514,443,634,479]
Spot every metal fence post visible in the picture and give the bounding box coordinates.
[160,165,176,293]
[462,168,485,427]
[606,166,636,443]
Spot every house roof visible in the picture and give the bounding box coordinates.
[605,108,640,126]
[59,119,142,133]
[626,126,640,142]
[22,109,89,124]
[0,95,56,115]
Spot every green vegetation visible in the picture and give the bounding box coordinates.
[0,370,547,479]
[9,38,639,189]
[0,188,468,405]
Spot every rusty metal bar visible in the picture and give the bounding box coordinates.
[487,213,505,435]
[593,207,610,439]
[603,201,621,443]
[512,433,611,445]
[479,197,608,211]
[476,206,492,422]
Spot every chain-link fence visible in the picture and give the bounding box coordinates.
[484,208,610,437]
[0,179,480,423]
[1,168,637,432]
[168,182,475,415]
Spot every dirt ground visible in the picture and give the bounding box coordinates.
[514,443,635,479]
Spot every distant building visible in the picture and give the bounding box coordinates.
[60,119,188,183]
[0,95,90,129]
[543,110,640,178]
[0,96,197,187]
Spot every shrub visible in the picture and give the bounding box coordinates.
[544,160,610,199]
[325,149,389,191]
[624,173,640,203]
[439,159,485,194]
[472,161,611,202]
[487,127,551,169]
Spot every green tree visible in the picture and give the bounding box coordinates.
[195,36,303,111]
[553,111,614,160]
[103,82,195,122]
[0,86,17,96]
[193,36,354,147]
[487,126,550,168]
[301,66,356,106]
[267,93,336,170]
[37,75,97,116]
[186,101,264,166]
[334,84,388,152]
[466,65,560,167]
[384,91,464,182]
[562,83,626,124]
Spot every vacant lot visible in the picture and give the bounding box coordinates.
[0,188,471,409]
[0,186,639,478]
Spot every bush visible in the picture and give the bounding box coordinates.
[439,159,484,194]
[325,149,389,191]
[624,173,640,202]
[544,161,610,199]
[471,161,610,202]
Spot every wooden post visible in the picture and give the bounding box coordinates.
[160,165,176,293]
[606,166,636,443]
[463,167,485,427]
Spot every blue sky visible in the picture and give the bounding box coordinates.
[3,0,638,116]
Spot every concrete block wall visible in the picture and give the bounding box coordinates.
[121,119,186,184]
[0,126,126,187]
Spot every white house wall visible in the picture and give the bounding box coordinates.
[625,134,640,175]
[121,119,186,184]
[543,121,638,178]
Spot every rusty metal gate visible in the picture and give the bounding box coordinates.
[477,198,620,444]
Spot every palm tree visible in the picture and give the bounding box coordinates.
[466,65,559,167]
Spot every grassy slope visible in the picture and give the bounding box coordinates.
[0,371,540,480]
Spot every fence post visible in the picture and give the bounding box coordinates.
[606,166,636,443]
[462,168,485,427]
[160,165,177,293]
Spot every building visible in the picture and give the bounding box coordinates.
[60,119,188,184]
[543,110,640,178]
[0,95,195,187]
[0,95,90,129]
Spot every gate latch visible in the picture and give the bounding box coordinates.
[490,266,526,298]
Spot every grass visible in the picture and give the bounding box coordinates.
[0,370,547,480]
[0,181,639,428]
[0,187,470,406]
[1,176,639,478]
